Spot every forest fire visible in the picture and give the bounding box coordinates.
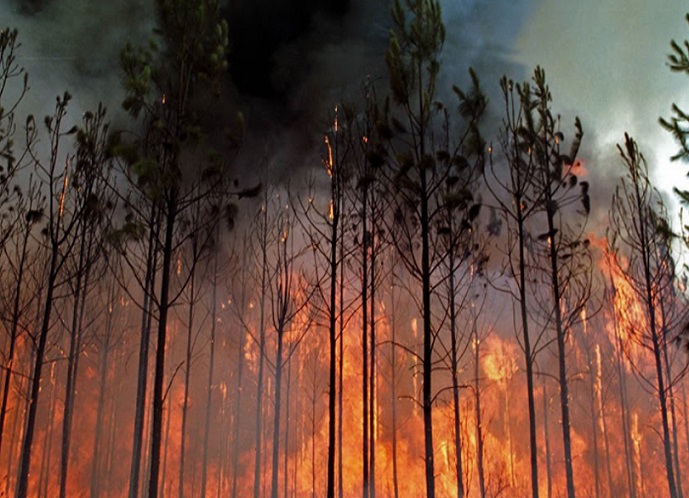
[3,1,689,498]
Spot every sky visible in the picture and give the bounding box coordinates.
[3,0,689,228]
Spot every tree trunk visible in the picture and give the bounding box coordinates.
[129,205,159,498]
[160,380,174,498]
[202,241,219,498]
[338,216,345,498]
[147,200,177,498]
[596,344,614,497]
[369,204,377,498]
[390,280,400,498]
[38,363,57,498]
[254,201,269,498]
[231,240,249,498]
[283,355,292,498]
[0,222,31,459]
[420,169,436,498]
[270,322,285,498]
[90,282,116,498]
[60,221,95,498]
[616,329,636,498]
[327,159,339,498]
[474,321,485,498]
[179,253,197,498]
[15,236,60,498]
[449,250,464,498]
[544,201,576,498]
[585,330,600,498]
[543,379,552,498]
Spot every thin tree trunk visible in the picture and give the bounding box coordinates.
[661,299,684,498]
[15,235,60,498]
[270,323,285,498]
[0,221,31,458]
[283,355,292,498]
[106,365,124,495]
[448,249,464,498]
[38,363,57,498]
[202,239,219,498]
[327,146,339,498]
[616,334,636,498]
[311,372,317,498]
[369,204,377,498]
[587,338,600,498]
[596,344,614,497]
[516,202,539,498]
[90,281,116,498]
[543,379,552,498]
[147,200,177,498]
[420,169,435,498]
[179,255,197,498]
[474,321,485,498]
[390,280,400,498]
[129,205,159,498]
[544,199,575,498]
[231,238,249,498]
[361,182,370,498]
[683,382,689,459]
[161,380,173,498]
[60,221,95,498]
[634,183,677,498]
[337,214,345,498]
[254,199,269,498]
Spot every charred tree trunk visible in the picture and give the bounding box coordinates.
[543,174,576,498]
[270,321,286,498]
[231,237,249,498]
[361,182,370,498]
[337,215,345,498]
[59,220,96,498]
[90,281,117,498]
[15,229,60,498]
[201,239,219,498]
[474,321,485,498]
[543,379,552,498]
[420,168,436,498]
[0,214,31,459]
[254,200,269,498]
[390,279,400,498]
[517,197,539,498]
[327,136,340,498]
[147,199,177,498]
[38,363,57,498]
[369,199,377,498]
[129,205,159,498]
[448,249,465,498]
[179,247,198,498]
[283,355,292,498]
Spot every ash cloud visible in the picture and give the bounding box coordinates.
[4,0,687,222]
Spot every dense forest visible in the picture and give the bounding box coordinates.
[2,1,689,497]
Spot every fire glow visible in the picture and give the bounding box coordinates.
[1,233,687,498]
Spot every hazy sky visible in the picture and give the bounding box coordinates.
[4,0,689,224]
[512,0,689,220]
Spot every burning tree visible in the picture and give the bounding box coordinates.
[376,1,486,496]
[113,1,254,496]
[487,67,592,498]
[15,93,117,498]
[607,134,687,498]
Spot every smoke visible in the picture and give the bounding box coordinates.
[3,0,153,122]
[4,0,689,217]
[510,0,689,223]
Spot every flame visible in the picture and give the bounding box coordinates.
[59,162,69,218]
[5,210,689,498]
